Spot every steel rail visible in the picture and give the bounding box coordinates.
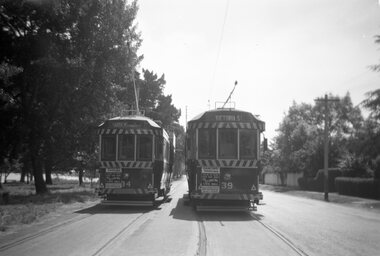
[0,214,93,252]
[250,214,310,256]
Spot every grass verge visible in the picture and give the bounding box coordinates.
[0,179,98,232]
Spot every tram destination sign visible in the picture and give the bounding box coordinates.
[107,122,141,129]
[215,114,242,122]
[202,111,254,122]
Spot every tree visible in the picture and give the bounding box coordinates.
[362,89,380,121]
[271,93,364,178]
[0,0,141,193]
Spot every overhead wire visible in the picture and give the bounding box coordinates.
[208,0,230,105]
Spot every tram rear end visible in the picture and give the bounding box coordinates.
[186,108,265,211]
[97,115,173,206]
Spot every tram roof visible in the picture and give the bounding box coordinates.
[189,108,264,123]
[188,108,265,131]
[98,115,161,129]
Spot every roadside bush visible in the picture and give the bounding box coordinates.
[298,177,308,190]
[298,168,342,192]
[335,177,379,199]
[374,156,380,180]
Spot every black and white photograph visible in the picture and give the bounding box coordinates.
[1,0,380,255]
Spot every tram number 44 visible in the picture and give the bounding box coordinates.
[221,182,233,190]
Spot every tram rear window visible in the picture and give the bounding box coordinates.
[218,129,237,159]
[198,129,216,159]
[118,134,135,160]
[239,130,257,159]
[137,134,152,161]
[101,135,116,161]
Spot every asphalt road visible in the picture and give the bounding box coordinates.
[1,177,379,256]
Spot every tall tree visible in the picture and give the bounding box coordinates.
[0,0,141,193]
[272,93,363,177]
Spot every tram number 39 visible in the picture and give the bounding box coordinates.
[221,182,233,190]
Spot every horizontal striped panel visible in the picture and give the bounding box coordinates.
[197,159,258,168]
[100,161,153,168]
[100,188,157,194]
[98,129,161,136]
[191,193,260,201]
[188,122,265,131]
[188,122,256,130]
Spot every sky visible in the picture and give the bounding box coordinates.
[136,0,380,141]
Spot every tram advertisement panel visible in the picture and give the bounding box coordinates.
[201,167,220,193]
[105,168,122,188]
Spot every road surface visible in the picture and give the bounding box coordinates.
[1,177,379,256]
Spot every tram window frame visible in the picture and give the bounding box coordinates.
[155,136,163,160]
[239,129,257,159]
[198,128,216,159]
[101,135,116,161]
[118,134,135,161]
[164,140,170,162]
[218,129,238,159]
[187,130,196,159]
[137,134,153,161]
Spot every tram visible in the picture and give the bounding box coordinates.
[186,107,265,211]
[97,112,174,206]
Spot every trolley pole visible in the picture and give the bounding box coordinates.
[314,94,339,201]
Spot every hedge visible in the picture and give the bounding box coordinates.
[335,177,380,199]
[298,168,342,192]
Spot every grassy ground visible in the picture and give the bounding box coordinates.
[0,178,99,232]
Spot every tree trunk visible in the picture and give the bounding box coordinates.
[31,153,47,194]
[78,168,83,186]
[20,171,25,183]
[20,157,30,183]
[45,158,53,185]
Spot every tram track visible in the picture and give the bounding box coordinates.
[0,178,190,255]
[91,212,147,256]
[0,213,93,252]
[250,213,310,256]
[194,210,310,256]
[91,179,185,256]
[195,219,207,256]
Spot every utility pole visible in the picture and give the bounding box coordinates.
[314,94,339,201]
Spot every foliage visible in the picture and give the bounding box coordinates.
[0,0,182,193]
[335,177,380,199]
[361,89,380,121]
[297,168,342,192]
[269,93,365,178]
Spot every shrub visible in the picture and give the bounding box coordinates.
[374,156,380,180]
[298,177,308,190]
[298,168,342,192]
[335,177,379,199]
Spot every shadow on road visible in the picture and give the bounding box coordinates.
[75,200,167,214]
[169,195,264,222]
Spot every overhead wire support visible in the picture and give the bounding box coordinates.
[314,94,340,201]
